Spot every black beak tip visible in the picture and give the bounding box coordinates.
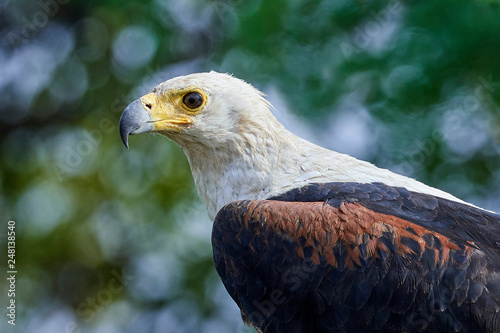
[119,115,131,149]
[123,139,129,150]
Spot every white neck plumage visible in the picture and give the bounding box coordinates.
[176,113,463,220]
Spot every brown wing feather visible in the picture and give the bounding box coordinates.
[212,198,499,333]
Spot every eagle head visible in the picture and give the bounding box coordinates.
[119,71,273,150]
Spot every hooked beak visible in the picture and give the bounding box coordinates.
[119,99,153,149]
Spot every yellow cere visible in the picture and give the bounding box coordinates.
[139,87,208,132]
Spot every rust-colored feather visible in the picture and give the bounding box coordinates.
[241,200,469,268]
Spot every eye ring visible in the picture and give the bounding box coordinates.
[183,92,203,109]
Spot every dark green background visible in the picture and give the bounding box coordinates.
[1,0,499,332]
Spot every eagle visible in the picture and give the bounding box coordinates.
[119,72,500,333]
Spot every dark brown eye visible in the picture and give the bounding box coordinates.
[183,92,203,109]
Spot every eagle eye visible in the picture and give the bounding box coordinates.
[183,92,203,109]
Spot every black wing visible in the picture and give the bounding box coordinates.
[212,182,500,333]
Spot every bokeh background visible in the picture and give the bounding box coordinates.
[1,0,500,332]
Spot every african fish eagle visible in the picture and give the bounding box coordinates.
[119,72,500,333]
